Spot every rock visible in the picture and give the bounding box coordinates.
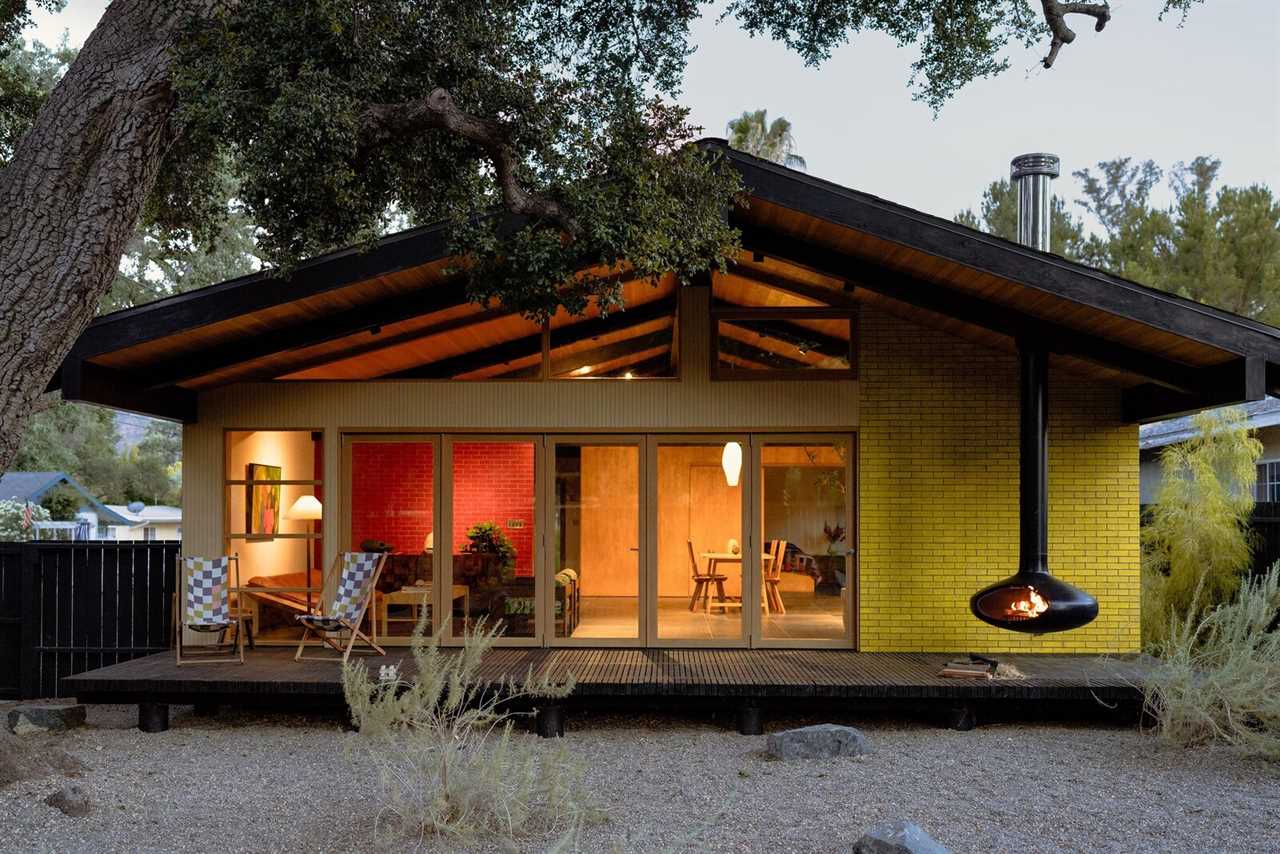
[853,821,949,854]
[766,723,871,760]
[0,732,83,788]
[44,784,91,817]
[6,704,86,735]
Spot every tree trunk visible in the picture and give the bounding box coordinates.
[0,0,217,470]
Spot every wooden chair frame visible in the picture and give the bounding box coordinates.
[175,554,245,666]
[295,552,388,664]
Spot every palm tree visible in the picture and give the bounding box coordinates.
[725,109,807,171]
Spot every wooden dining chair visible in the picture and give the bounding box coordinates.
[762,539,788,615]
[687,540,728,612]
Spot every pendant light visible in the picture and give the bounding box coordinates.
[721,441,743,487]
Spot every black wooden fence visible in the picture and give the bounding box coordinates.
[0,541,178,699]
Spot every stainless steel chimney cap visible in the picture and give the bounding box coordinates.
[1010,153,1060,180]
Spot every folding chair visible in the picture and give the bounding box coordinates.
[295,551,388,663]
[175,555,245,665]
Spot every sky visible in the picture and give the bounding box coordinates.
[27,1,1280,229]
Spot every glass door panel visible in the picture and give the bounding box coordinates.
[450,440,538,640]
[655,440,745,641]
[552,442,641,641]
[758,439,852,642]
[348,437,435,644]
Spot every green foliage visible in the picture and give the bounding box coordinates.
[0,497,49,541]
[342,615,588,844]
[726,109,805,170]
[10,404,181,506]
[958,158,1280,324]
[1076,157,1280,324]
[465,521,517,581]
[1143,562,1280,759]
[39,484,79,521]
[1141,408,1261,647]
[0,29,72,165]
[955,178,1087,259]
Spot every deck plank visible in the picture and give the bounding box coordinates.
[61,647,1154,705]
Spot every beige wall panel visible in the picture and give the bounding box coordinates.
[578,446,640,597]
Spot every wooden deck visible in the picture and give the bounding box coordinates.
[62,647,1151,706]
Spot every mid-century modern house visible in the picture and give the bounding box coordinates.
[48,141,1280,658]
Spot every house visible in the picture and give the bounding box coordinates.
[1139,397,1280,504]
[46,141,1280,656]
[98,502,183,541]
[0,470,132,539]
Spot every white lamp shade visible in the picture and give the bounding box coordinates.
[286,494,323,521]
[721,441,743,487]
[424,531,434,551]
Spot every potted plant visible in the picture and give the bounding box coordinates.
[464,521,517,582]
[822,522,847,556]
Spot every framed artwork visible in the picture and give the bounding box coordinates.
[246,463,282,538]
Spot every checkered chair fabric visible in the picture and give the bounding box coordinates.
[296,552,380,633]
[183,556,231,631]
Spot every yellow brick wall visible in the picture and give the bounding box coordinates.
[857,309,1141,653]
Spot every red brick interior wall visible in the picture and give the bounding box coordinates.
[350,442,434,553]
[453,442,536,576]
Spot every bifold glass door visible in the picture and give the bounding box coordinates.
[753,437,855,646]
[650,436,750,645]
[342,432,855,648]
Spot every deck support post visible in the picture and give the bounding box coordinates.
[947,703,977,731]
[737,704,764,736]
[138,702,170,733]
[536,704,565,738]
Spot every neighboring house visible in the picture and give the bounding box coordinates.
[95,503,183,541]
[0,471,132,540]
[47,141,1280,656]
[1139,397,1280,504]
[0,472,181,541]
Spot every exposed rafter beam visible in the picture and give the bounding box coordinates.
[550,332,672,377]
[146,280,472,387]
[62,358,197,423]
[712,300,850,359]
[384,296,676,379]
[1122,357,1266,424]
[717,336,813,371]
[735,227,1209,395]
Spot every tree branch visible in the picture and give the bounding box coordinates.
[1040,1,1111,68]
[360,88,581,239]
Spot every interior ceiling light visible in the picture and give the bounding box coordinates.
[721,441,743,487]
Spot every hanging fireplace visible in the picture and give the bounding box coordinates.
[969,153,1099,634]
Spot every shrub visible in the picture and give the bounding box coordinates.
[342,614,593,845]
[1141,407,1261,647]
[0,499,50,541]
[1143,563,1280,759]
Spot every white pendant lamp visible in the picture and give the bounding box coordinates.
[721,441,743,487]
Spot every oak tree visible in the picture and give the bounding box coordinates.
[0,0,1209,470]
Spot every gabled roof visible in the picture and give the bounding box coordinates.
[0,471,132,524]
[52,138,1280,424]
[1139,397,1280,451]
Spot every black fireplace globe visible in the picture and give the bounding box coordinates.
[970,572,1099,634]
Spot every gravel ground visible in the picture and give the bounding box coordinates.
[1,704,1278,853]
